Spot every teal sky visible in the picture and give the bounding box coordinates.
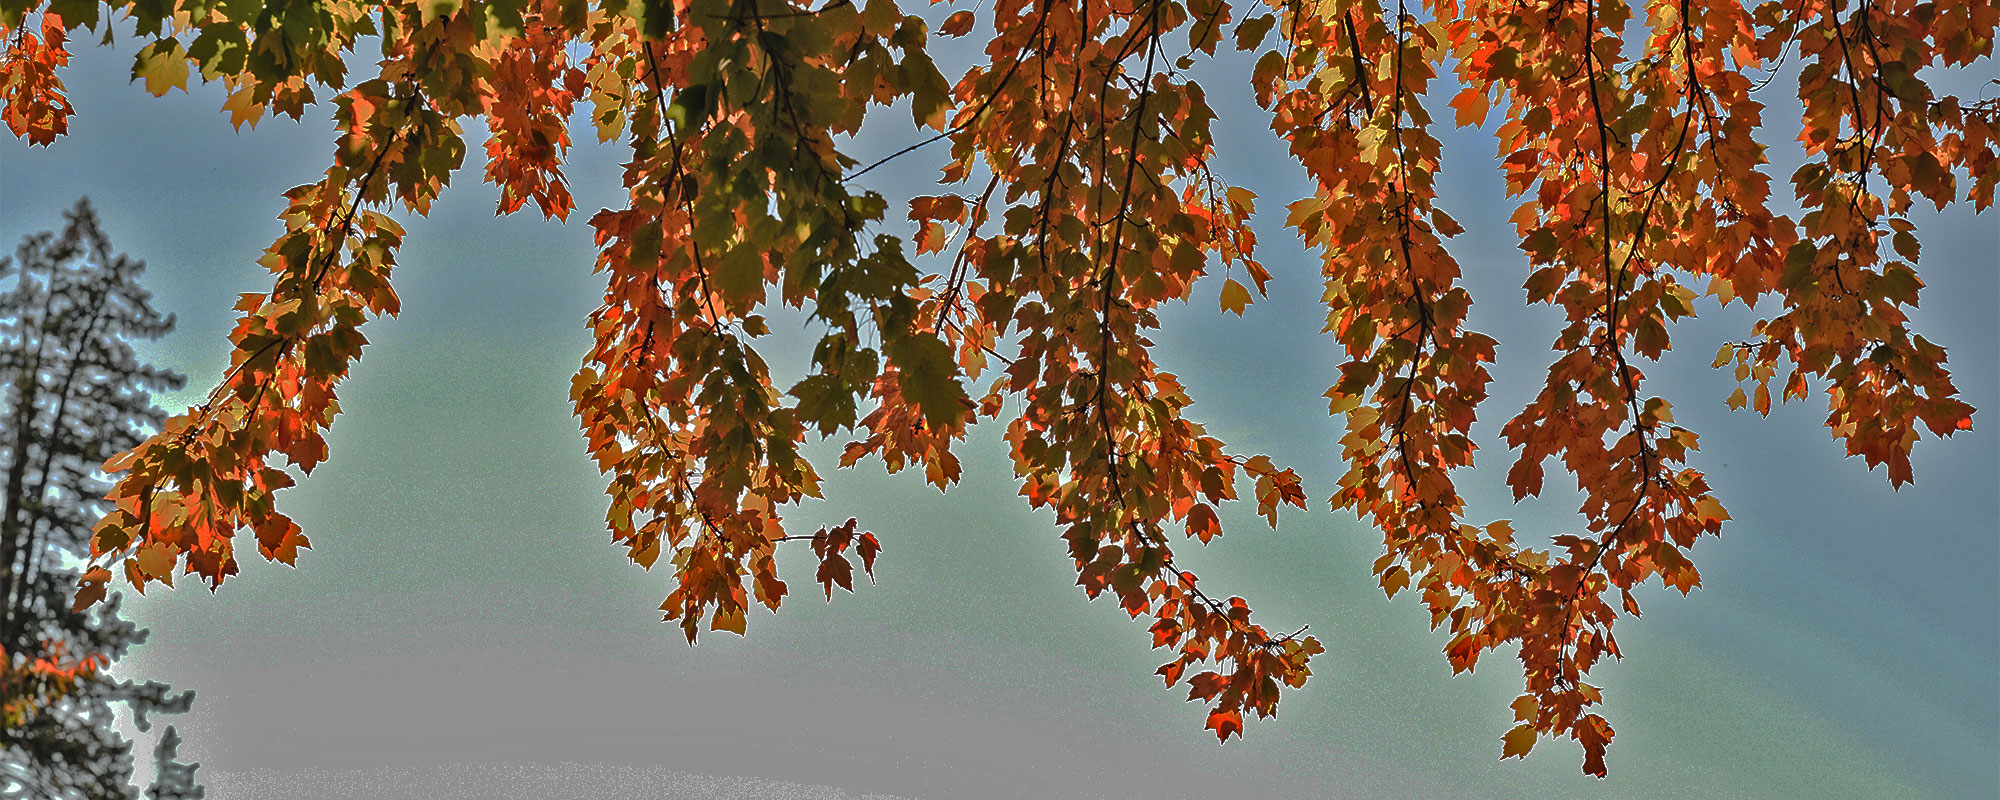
[2,21,1995,799]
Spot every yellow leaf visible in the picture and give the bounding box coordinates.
[634,538,661,570]
[1643,397,1673,423]
[420,0,463,25]
[135,544,176,581]
[1219,278,1251,316]
[1325,389,1362,414]
[1502,724,1538,759]
[1510,694,1538,721]
[1706,274,1738,305]
[1381,565,1409,599]
[710,605,746,635]
[222,86,265,130]
[1225,186,1257,216]
[134,41,190,97]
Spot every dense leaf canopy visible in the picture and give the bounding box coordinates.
[2,0,1989,776]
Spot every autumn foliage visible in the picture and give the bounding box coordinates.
[1,640,101,730]
[3,0,1990,776]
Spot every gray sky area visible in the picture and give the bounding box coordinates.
[2,20,1996,800]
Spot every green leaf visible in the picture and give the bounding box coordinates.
[885,333,968,430]
[1235,14,1276,50]
[905,50,951,130]
[46,0,100,29]
[789,373,858,433]
[715,243,765,304]
[1780,241,1817,290]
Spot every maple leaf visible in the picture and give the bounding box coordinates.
[1218,278,1252,316]
[131,39,188,97]
[1206,708,1244,742]
[885,335,972,431]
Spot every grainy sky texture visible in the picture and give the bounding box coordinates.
[2,21,1996,800]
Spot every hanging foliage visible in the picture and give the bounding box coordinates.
[3,0,1990,776]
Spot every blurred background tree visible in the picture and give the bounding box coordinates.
[2,198,201,799]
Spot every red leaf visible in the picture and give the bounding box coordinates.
[1205,708,1243,742]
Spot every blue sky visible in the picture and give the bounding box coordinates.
[2,18,1995,799]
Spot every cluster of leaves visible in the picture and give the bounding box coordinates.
[2,199,200,799]
[0,6,67,144]
[2,638,101,729]
[3,0,1989,776]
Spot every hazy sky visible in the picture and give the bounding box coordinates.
[2,18,1995,800]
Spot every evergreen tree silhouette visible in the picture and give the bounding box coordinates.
[143,727,201,800]
[2,198,201,799]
